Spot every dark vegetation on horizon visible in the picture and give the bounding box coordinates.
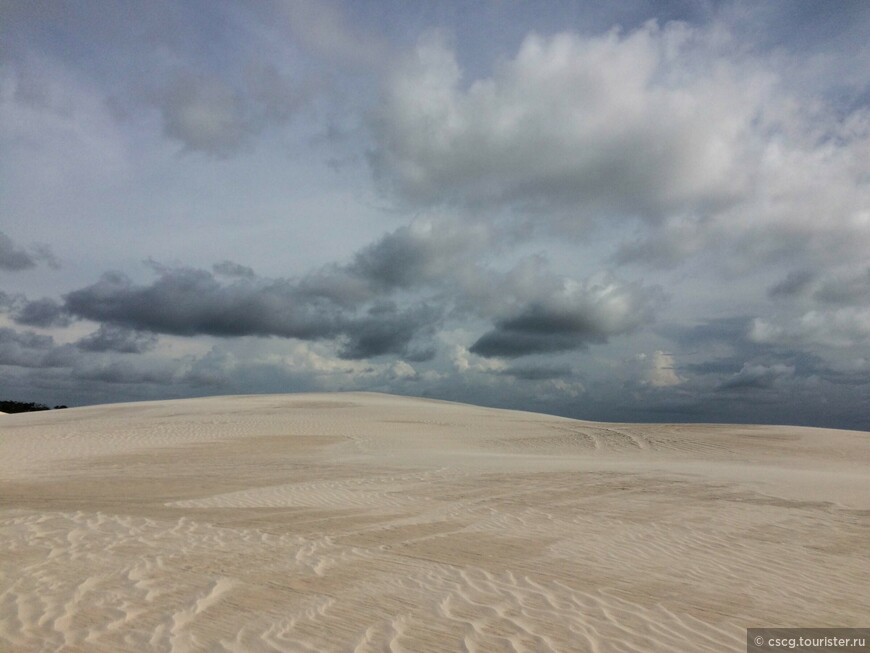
[0,400,68,414]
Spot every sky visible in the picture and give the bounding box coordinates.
[2,0,870,429]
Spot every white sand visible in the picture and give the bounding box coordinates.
[1,392,868,652]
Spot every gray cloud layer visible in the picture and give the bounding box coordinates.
[63,267,436,360]
[11,297,70,328]
[0,232,37,271]
[77,325,158,354]
[471,276,659,358]
[371,26,756,220]
[63,220,655,363]
[370,24,870,277]
[2,2,869,429]
[157,66,310,157]
[0,327,56,367]
[65,269,343,339]
[0,231,56,271]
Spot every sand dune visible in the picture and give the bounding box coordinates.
[1,393,868,652]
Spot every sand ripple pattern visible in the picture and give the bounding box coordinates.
[2,392,869,652]
[1,511,748,653]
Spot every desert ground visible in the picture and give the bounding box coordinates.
[1,392,868,652]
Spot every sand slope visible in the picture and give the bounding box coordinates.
[1,392,868,652]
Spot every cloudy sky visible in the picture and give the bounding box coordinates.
[2,1,870,429]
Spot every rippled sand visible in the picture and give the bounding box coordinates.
[1,393,868,652]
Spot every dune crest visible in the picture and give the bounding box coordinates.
[2,392,868,652]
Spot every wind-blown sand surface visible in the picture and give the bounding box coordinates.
[1,393,868,652]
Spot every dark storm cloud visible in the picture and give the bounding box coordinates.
[471,278,660,358]
[0,231,37,271]
[59,218,652,365]
[63,260,441,361]
[284,219,484,308]
[64,268,344,339]
[0,291,20,313]
[0,232,58,272]
[351,231,439,289]
[73,361,175,385]
[337,302,438,360]
[471,323,590,358]
[0,292,70,328]
[213,260,256,279]
[663,317,754,347]
[59,220,498,361]
[718,363,795,391]
[11,297,71,328]
[684,358,744,376]
[678,343,870,416]
[0,327,76,369]
[4,331,44,354]
[347,221,487,290]
[0,324,176,389]
[295,266,373,308]
[500,364,574,381]
[77,325,157,354]
[294,219,490,311]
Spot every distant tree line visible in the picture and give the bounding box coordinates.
[0,400,68,413]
